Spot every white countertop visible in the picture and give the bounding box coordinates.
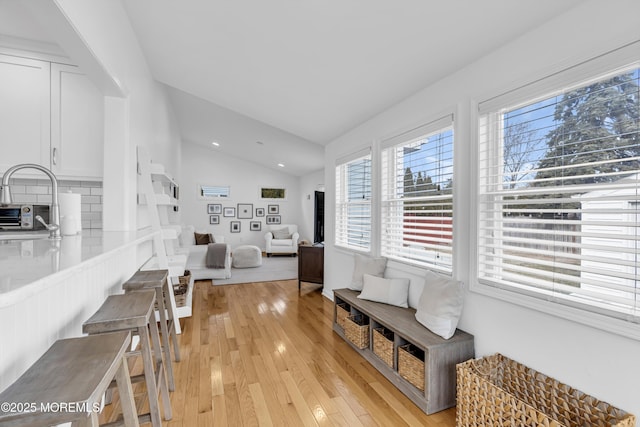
[0,228,156,307]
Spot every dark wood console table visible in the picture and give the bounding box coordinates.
[298,244,324,289]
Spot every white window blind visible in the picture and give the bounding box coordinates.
[478,64,640,323]
[335,151,372,251]
[199,185,230,198]
[381,117,454,271]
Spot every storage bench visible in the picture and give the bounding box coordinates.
[333,288,475,414]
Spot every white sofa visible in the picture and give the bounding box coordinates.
[264,224,299,256]
[179,225,232,280]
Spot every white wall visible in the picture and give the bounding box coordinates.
[50,0,182,231]
[180,141,303,249]
[323,0,640,418]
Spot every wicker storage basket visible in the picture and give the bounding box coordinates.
[173,270,191,308]
[178,270,191,287]
[398,344,425,391]
[457,353,636,427]
[372,327,394,368]
[172,283,188,308]
[344,314,369,349]
[155,270,191,309]
[336,303,350,329]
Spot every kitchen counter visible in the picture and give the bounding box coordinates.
[0,228,157,393]
[0,228,156,307]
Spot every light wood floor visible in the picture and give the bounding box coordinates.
[101,279,456,426]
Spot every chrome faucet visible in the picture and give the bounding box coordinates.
[1,163,61,240]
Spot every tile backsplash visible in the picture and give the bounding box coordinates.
[6,178,103,229]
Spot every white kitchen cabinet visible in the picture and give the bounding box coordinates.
[0,54,50,174]
[0,53,104,180]
[50,63,104,179]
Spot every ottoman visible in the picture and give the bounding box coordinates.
[232,245,263,268]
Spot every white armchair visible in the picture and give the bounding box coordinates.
[264,224,299,257]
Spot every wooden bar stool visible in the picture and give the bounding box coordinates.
[123,269,180,392]
[0,331,138,427]
[83,290,171,427]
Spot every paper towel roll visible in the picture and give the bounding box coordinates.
[58,191,82,235]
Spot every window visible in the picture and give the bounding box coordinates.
[260,187,286,200]
[199,184,230,198]
[478,63,640,323]
[335,150,372,251]
[381,117,454,271]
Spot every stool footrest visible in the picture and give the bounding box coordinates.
[125,349,143,358]
[108,362,166,395]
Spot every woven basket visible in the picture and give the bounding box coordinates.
[456,353,636,427]
[178,270,191,287]
[398,344,425,391]
[173,283,188,308]
[174,270,191,307]
[336,303,350,330]
[155,270,191,310]
[344,314,369,349]
[372,327,394,368]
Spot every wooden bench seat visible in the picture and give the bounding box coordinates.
[333,288,474,414]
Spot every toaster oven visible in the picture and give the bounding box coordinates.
[0,204,50,230]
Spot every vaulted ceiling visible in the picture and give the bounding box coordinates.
[122,0,582,175]
[0,0,584,176]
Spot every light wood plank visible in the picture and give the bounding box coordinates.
[281,370,322,427]
[248,382,274,427]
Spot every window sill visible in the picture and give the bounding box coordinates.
[470,281,640,342]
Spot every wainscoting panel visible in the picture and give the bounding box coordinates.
[0,244,142,392]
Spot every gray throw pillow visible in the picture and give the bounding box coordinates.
[349,254,387,291]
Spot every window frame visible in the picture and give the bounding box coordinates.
[335,149,373,253]
[198,184,230,199]
[380,115,455,272]
[472,44,640,339]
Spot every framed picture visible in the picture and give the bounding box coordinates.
[208,203,222,214]
[230,221,241,233]
[237,203,253,219]
[260,187,287,200]
[250,221,262,231]
[266,215,281,224]
[209,215,219,225]
[223,207,236,217]
[255,207,265,217]
[268,205,279,214]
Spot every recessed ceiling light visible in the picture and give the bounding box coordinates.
[211,142,220,146]
[277,163,285,168]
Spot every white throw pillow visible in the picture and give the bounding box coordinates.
[349,254,387,291]
[272,227,292,239]
[357,274,410,308]
[415,270,464,340]
[180,225,196,246]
